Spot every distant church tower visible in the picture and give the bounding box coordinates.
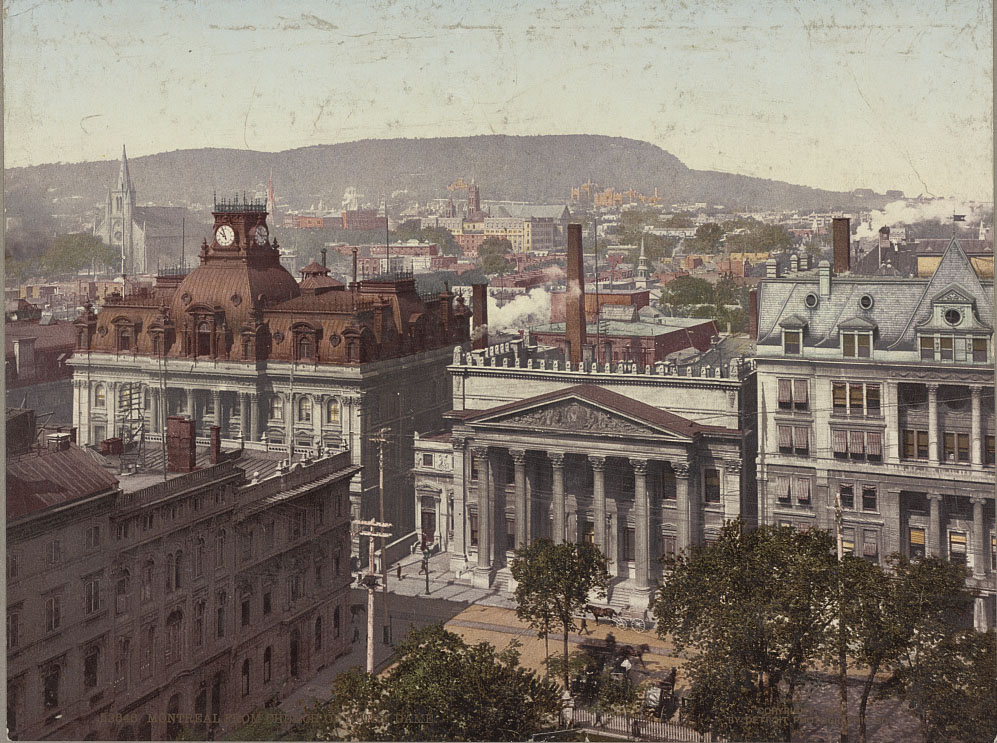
[635,235,651,289]
[105,145,137,273]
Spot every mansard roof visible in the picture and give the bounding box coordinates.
[757,237,993,351]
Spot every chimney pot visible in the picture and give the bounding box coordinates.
[167,416,197,473]
[209,425,222,465]
[766,258,778,278]
[818,259,831,298]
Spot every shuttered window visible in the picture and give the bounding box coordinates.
[778,379,792,407]
[778,425,793,450]
[775,476,791,501]
[793,426,809,452]
[832,430,848,455]
[795,478,811,503]
[793,379,808,406]
[866,431,882,458]
[909,527,925,559]
[849,430,865,455]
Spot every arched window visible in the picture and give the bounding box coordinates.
[242,338,252,359]
[141,559,154,602]
[326,400,340,424]
[84,646,100,688]
[193,601,205,648]
[166,611,183,665]
[95,384,106,408]
[216,592,226,638]
[141,625,155,679]
[263,646,272,683]
[289,629,299,677]
[216,529,226,568]
[333,606,341,638]
[241,658,250,696]
[314,615,322,651]
[297,334,314,361]
[174,551,183,589]
[116,571,130,615]
[197,322,212,357]
[118,327,132,352]
[43,664,60,708]
[195,537,205,577]
[166,694,182,740]
[298,397,312,423]
[166,554,175,591]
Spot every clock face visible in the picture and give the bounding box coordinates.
[254,225,269,246]
[216,225,235,247]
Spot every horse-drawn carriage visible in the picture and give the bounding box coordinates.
[642,667,678,720]
[582,603,654,631]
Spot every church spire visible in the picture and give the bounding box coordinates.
[117,144,134,195]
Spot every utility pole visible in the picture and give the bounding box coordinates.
[377,428,391,644]
[353,519,393,674]
[835,491,848,743]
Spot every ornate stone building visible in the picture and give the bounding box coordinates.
[6,419,358,741]
[754,230,995,629]
[71,196,471,542]
[439,338,756,610]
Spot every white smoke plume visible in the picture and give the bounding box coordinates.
[488,288,552,333]
[853,199,988,240]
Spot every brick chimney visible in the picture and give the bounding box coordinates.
[167,416,197,473]
[47,431,71,452]
[832,217,851,274]
[321,248,328,267]
[748,288,759,340]
[565,223,587,366]
[13,337,36,380]
[472,283,488,350]
[209,425,222,464]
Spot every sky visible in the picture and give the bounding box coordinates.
[3,0,993,200]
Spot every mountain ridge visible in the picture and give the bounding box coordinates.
[5,134,891,221]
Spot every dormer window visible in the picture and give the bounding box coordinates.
[842,332,871,358]
[784,331,801,355]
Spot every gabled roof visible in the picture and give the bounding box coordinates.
[457,384,736,439]
[7,445,119,520]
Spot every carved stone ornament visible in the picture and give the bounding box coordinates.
[181,292,192,305]
[97,325,108,336]
[629,458,649,475]
[230,293,242,306]
[496,400,654,436]
[588,455,607,470]
[509,449,527,466]
[272,331,285,344]
[329,333,342,347]
[724,459,742,474]
[672,462,691,478]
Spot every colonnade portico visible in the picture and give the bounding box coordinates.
[456,438,714,607]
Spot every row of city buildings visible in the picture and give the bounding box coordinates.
[8,199,994,739]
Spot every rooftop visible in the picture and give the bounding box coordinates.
[533,316,714,337]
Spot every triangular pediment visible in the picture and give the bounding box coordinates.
[469,396,694,441]
[931,285,973,305]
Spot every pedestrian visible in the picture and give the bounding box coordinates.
[594,707,603,727]
[632,716,640,739]
[352,625,360,643]
[580,615,588,634]
[396,563,403,581]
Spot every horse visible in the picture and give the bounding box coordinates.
[618,643,650,668]
[585,604,618,625]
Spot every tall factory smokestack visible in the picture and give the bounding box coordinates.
[565,223,587,367]
[321,248,327,267]
[832,217,851,274]
[472,283,488,350]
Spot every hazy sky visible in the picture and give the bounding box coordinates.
[4,0,992,200]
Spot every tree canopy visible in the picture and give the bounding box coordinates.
[301,625,561,741]
[39,233,120,277]
[392,221,461,256]
[477,237,514,275]
[511,539,610,690]
[652,522,838,741]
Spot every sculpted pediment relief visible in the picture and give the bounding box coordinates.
[481,399,679,439]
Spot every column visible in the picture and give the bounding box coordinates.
[313,397,323,447]
[186,388,195,420]
[213,390,223,431]
[927,384,939,463]
[884,381,899,461]
[590,456,607,556]
[550,452,566,544]
[284,393,293,447]
[971,496,987,578]
[630,458,650,597]
[927,493,943,558]
[108,382,119,438]
[251,392,261,442]
[723,459,742,520]
[240,393,250,440]
[471,446,491,587]
[971,386,983,466]
[885,490,903,557]
[674,461,691,551]
[510,449,528,550]
[451,436,468,574]
[150,388,160,434]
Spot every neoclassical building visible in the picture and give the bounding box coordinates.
[438,338,756,610]
[71,196,471,538]
[754,234,995,628]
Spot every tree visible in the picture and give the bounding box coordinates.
[42,233,119,277]
[664,276,713,307]
[392,222,461,256]
[511,539,610,690]
[652,522,838,741]
[303,625,561,741]
[691,222,724,253]
[478,237,514,275]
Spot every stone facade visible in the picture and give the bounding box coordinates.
[432,340,756,610]
[6,439,358,741]
[754,238,995,629]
